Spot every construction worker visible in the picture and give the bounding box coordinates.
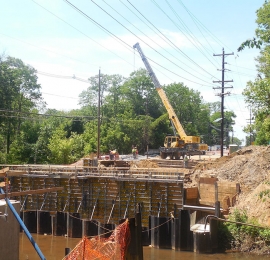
[184,154,189,168]
[109,150,114,160]
[131,145,136,159]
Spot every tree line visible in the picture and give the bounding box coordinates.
[0,56,240,165]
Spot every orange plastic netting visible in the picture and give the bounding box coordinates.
[63,219,130,260]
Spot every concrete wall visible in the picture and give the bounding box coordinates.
[0,200,20,259]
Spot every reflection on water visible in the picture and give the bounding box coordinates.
[20,233,270,260]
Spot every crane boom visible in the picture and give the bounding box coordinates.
[133,42,187,139]
[133,42,208,159]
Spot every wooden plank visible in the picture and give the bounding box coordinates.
[7,171,27,177]
[0,167,10,177]
[0,187,63,199]
[199,177,217,185]
[186,187,198,199]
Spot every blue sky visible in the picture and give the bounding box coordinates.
[0,0,265,142]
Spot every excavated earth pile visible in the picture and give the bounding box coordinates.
[193,145,270,190]
[192,145,270,226]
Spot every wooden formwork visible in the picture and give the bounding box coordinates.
[6,166,184,227]
[198,177,239,212]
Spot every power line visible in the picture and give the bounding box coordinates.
[101,0,212,81]
[227,63,258,72]
[152,0,220,69]
[87,0,216,85]
[30,0,135,68]
[0,109,96,120]
[8,0,219,88]
[37,71,90,83]
[63,0,216,87]
[63,0,131,51]
[0,32,93,67]
[0,108,151,124]
[176,0,232,52]
[42,92,79,100]
[175,0,218,56]
[126,0,218,81]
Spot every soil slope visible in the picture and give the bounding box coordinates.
[193,145,270,226]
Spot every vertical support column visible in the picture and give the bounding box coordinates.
[37,210,40,234]
[0,201,20,259]
[121,211,143,260]
[135,211,143,260]
[68,213,82,238]
[37,211,52,235]
[23,210,37,233]
[150,215,172,249]
[84,220,99,237]
[53,212,67,236]
[193,230,212,253]
[179,210,193,251]
[171,215,180,250]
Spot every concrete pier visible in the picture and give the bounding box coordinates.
[0,200,20,259]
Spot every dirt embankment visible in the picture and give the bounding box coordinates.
[193,145,270,226]
[193,146,270,189]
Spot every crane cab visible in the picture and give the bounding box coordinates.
[164,136,185,149]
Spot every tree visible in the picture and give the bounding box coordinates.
[48,128,84,164]
[121,69,161,118]
[238,1,270,145]
[208,110,236,147]
[162,83,203,136]
[229,136,242,147]
[0,56,44,155]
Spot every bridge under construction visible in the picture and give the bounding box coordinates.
[1,163,184,227]
[0,159,240,255]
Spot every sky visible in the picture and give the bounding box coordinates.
[0,0,265,142]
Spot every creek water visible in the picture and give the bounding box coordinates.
[19,233,270,260]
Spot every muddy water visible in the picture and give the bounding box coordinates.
[19,233,270,260]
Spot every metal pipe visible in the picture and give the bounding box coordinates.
[0,188,46,260]
[107,199,115,224]
[204,214,266,230]
[183,205,223,212]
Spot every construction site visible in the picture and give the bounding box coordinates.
[0,43,268,259]
[1,144,270,259]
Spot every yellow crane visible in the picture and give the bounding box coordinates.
[133,42,208,159]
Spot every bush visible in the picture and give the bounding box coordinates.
[223,209,270,254]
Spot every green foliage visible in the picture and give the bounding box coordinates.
[0,61,238,164]
[239,2,270,145]
[48,129,84,164]
[0,55,43,155]
[237,38,263,52]
[224,209,270,253]
[217,222,233,251]
[258,189,270,199]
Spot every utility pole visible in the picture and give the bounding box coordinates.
[97,69,101,160]
[213,48,233,157]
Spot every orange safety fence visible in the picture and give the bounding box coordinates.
[63,219,130,260]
